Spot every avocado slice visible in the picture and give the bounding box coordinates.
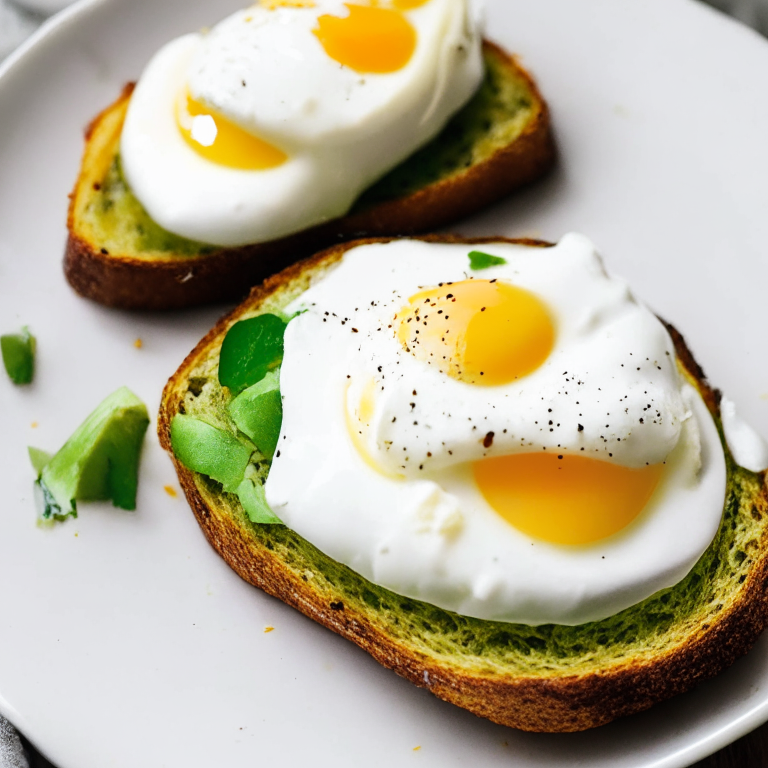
[1,326,35,385]
[28,447,53,475]
[36,387,150,520]
[236,477,282,525]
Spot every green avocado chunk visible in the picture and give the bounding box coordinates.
[468,250,508,271]
[236,478,282,525]
[1,326,36,385]
[228,370,283,459]
[170,414,254,493]
[36,387,150,520]
[28,447,53,476]
[218,314,286,395]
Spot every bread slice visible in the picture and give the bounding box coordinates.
[65,42,554,311]
[157,236,768,733]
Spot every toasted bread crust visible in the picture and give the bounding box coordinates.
[157,236,768,732]
[65,42,554,310]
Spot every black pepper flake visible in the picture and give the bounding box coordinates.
[483,432,494,448]
[578,424,584,432]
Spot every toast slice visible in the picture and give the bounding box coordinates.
[65,42,553,311]
[158,236,768,733]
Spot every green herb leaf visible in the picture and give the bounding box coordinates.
[170,414,254,493]
[218,314,287,395]
[468,251,507,271]
[228,370,283,459]
[236,478,282,525]
[1,326,35,385]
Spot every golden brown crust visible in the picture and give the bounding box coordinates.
[157,236,768,732]
[64,42,554,311]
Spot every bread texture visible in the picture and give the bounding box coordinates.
[157,236,768,733]
[65,42,554,311]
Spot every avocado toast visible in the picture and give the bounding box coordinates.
[158,236,768,733]
[66,42,553,311]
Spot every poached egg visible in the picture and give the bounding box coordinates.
[265,235,727,626]
[120,0,484,246]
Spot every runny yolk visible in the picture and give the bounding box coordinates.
[391,0,430,7]
[396,280,555,386]
[314,4,417,73]
[176,92,288,171]
[474,453,664,545]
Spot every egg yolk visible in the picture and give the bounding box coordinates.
[396,280,555,386]
[314,4,417,73]
[474,453,664,545]
[176,92,288,171]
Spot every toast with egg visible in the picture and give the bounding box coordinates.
[65,42,553,311]
[158,235,768,733]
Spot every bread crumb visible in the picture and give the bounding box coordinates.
[134,338,143,349]
[264,626,275,633]
[30,422,38,429]
[164,485,178,498]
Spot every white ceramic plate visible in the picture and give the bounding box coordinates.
[2,0,768,766]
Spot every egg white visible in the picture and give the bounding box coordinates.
[120,0,484,247]
[265,235,727,626]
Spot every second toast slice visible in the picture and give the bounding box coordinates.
[65,42,553,311]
